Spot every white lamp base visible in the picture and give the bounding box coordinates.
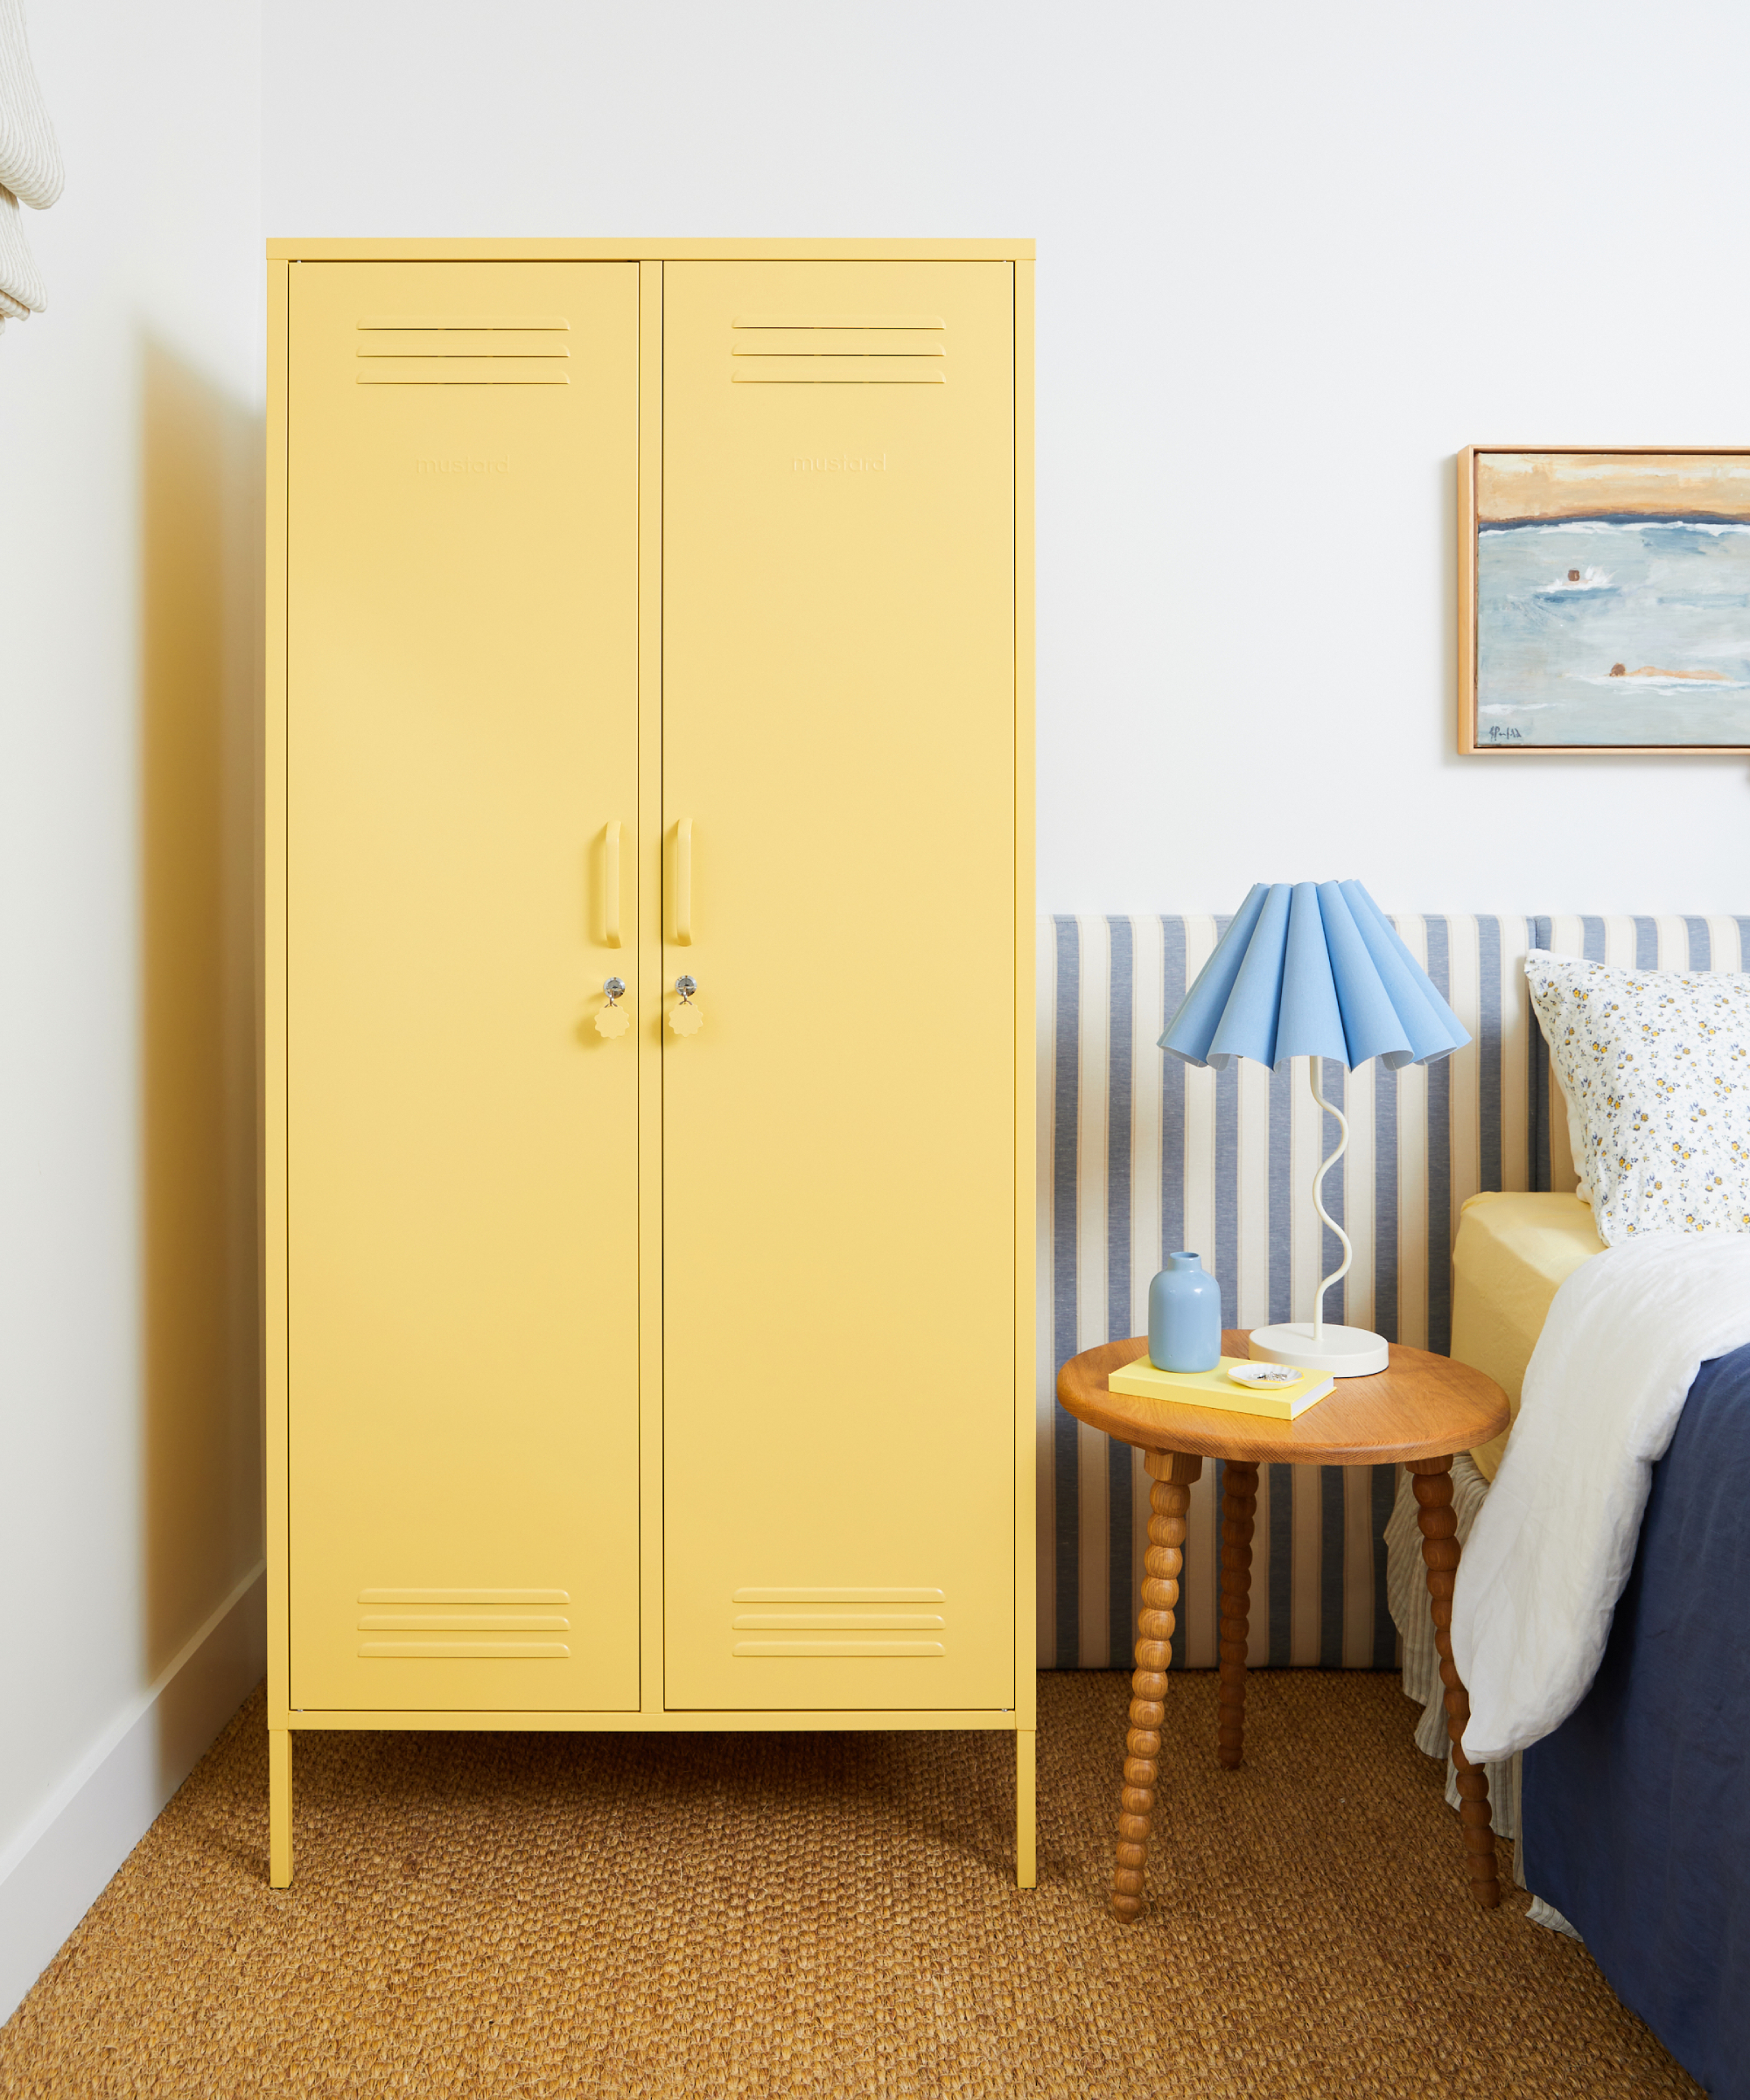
[1248,1322,1390,1378]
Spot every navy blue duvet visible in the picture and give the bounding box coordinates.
[1522,1340,1750,2098]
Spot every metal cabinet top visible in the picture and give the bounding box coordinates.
[267,237,1034,262]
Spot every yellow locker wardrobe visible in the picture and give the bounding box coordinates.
[264,240,1036,1887]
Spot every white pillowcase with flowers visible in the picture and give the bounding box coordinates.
[1524,954,1750,1248]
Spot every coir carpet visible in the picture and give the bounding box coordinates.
[0,1671,1700,2096]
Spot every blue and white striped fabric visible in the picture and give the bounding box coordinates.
[1036,913,1750,1671]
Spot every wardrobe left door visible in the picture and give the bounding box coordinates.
[285,262,641,1712]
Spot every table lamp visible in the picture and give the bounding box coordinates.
[1158,880,1469,1376]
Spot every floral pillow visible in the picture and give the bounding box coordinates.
[1524,954,1750,1247]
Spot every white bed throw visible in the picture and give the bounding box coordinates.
[1452,1229,1750,1765]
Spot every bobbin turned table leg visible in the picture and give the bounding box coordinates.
[1409,1454,1501,1910]
[1217,1459,1258,1770]
[1112,1448,1203,1922]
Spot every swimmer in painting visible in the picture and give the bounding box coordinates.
[1606,662,1729,682]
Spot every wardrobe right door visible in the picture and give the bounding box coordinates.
[662,260,1017,1712]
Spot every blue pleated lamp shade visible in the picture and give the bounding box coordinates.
[1158,880,1469,1073]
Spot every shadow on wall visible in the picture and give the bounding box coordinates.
[139,336,264,1689]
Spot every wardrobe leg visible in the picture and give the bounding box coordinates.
[1016,1726,1037,1888]
[270,1727,293,1889]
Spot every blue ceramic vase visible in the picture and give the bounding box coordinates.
[1147,1252,1222,1372]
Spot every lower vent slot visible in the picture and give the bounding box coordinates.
[730,1586,946,1659]
[731,1640,944,1658]
[357,1642,569,1659]
[356,1585,570,1657]
[732,1614,943,1631]
[357,1614,570,1631]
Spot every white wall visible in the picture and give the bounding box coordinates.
[3,0,1746,2020]
[265,0,1750,914]
[0,0,264,2019]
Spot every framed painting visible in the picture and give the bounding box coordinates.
[1459,445,1750,753]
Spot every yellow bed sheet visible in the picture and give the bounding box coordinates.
[1452,1192,1605,1480]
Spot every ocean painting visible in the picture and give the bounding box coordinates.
[1469,450,1750,749]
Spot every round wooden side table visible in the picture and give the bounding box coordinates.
[1056,1329,1510,1922]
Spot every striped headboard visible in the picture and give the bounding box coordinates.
[1037,913,1750,1672]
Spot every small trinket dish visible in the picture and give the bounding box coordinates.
[1227,1362,1303,1389]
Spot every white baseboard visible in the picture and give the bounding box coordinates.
[0,1561,266,2026]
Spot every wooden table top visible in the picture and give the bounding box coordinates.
[1056,1329,1509,1466]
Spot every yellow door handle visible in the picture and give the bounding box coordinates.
[675,817,693,945]
[604,821,622,948]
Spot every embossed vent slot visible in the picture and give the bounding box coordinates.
[730,316,946,385]
[356,316,571,386]
[730,1586,946,1657]
[356,1586,571,1657]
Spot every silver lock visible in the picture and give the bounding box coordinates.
[667,972,704,1038]
[593,974,632,1040]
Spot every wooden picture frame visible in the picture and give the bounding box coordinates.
[1458,444,1750,754]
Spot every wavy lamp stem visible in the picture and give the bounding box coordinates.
[1308,1054,1353,1346]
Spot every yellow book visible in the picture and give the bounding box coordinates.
[1107,1354,1334,1420]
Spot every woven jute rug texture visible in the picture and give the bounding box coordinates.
[0,1671,1698,2098]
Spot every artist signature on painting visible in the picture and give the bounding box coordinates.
[1484,724,1525,743]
